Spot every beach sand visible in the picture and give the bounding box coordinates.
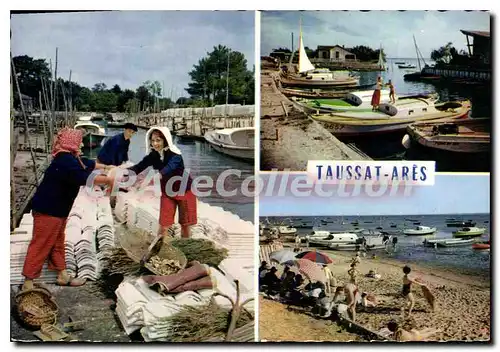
[258,296,362,342]
[259,247,490,342]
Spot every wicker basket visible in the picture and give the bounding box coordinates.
[15,288,58,329]
[119,226,187,275]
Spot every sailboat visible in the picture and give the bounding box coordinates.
[404,35,437,81]
[280,19,359,88]
[377,45,386,71]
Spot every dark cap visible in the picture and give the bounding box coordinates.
[124,123,138,132]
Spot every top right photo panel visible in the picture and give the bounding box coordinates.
[260,11,491,173]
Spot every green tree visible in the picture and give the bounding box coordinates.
[431,42,454,64]
[11,55,51,108]
[94,91,118,113]
[117,89,135,112]
[136,85,150,111]
[186,45,254,106]
[111,84,122,95]
[92,82,107,92]
[350,45,381,61]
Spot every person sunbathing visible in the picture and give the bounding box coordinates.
[387,321,442,341]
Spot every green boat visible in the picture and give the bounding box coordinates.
[75,121,107,148]
[453,227,486,237]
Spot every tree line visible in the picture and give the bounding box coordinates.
[11,44,254,113]
[270,45,386,62]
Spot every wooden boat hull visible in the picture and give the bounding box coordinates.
[453,231,485,237]
[281,88,350,99]
[311,101,470,137]
[406,118,490,154]
[280,74,359,88]
[472,243,490,250]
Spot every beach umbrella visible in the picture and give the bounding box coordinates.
[269,249,297,264]
[284,259,326,283]
[295,250,333,265]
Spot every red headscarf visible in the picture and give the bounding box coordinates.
[52,128,83,157]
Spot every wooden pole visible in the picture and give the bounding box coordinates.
[11,54,39,185]
[68,70,73,125]
[39,91,48,153]
[61,83,69,126]
[41,77,52,149]
[54,48,58,124]
[10,65,17,230]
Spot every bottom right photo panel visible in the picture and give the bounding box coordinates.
[258,174,490,342]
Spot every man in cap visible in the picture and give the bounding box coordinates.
[97,123,138,167]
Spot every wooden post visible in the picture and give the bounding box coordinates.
[11,55,39,185]
[39,91,48,153]
[61,83,69,126]
[10,68,17,230]
[41,77,52,149]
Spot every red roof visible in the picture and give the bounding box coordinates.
[461,30,490,38]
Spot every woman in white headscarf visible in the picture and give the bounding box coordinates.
[126,127,197,238]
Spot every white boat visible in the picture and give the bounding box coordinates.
[453,227,486,237]
[280,20,359,88]
[309,232,359,246]
[329,236,389,251]
[74,121,107,148]
[311,97,471,136]
[278,226,297,235]
[204,127,254,161]
[403,225,437,236]
[423,238,475,247]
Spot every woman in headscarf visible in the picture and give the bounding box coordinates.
[126,127,197,239]
[22,128,113,291]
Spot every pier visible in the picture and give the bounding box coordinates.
[260,68,371,171]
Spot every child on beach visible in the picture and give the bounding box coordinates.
[401,265,426,317]
[348,263,360,284]
[386,79,396,104]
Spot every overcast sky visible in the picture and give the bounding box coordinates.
[261,11,491,58]
[260,174,490,216]
[11,11,255,100]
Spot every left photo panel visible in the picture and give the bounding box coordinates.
[10,11,256,342]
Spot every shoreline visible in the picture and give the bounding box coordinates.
[260,244,490,342]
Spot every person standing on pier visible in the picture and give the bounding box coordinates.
[22,128,113,291]
[371,76,383,111]
[125,127,198,239]
[386,79,396,104]
[97,123,138,166]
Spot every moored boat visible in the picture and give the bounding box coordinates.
[204,127,254,161]
[74,121,107,148]
[472,241,490,250]
[278,226,297,235]
[423,238,475,247]
[453,227,486,237]
[292,90,391,113]
[403,225,437,236]
[404,118,490,153]
[311,98,470,136]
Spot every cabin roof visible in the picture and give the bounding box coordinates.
[460,30,490,38]
[214,127,253,136]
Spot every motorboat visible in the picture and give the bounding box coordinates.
[293,90,392,113]
[446,220,476,227]
[204,127,254,161]
[309,232,359,247]
[423,238,475,247]
[74,121,107,148]
[472,241,490,250]
[453,227,486,238]
[311,97,470,136]
[329,235,389,251]
[403,225,437,236]
[278,226,297,235]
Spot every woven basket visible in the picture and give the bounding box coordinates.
[15,288,58,329]
[119,226,187,275]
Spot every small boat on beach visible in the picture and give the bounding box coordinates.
[404,118,490,154]
[329,236,389,251]
[311,97,470,136]
[423,238,475,247]
[403,225,437,236]
[74,121,107,148]
[204,127,254,161]
[472,241,490,250]
[453,227,486,237]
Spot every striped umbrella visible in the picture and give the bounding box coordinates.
[269,249,297,265]
[285,259,326,283]
[295,250,333,265]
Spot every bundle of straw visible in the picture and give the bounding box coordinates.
[171,238,228,267]
[159,299,253,342]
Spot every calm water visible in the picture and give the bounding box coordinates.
[264,213,491,272]
[83,127,255,222]
[338,58,492,172]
